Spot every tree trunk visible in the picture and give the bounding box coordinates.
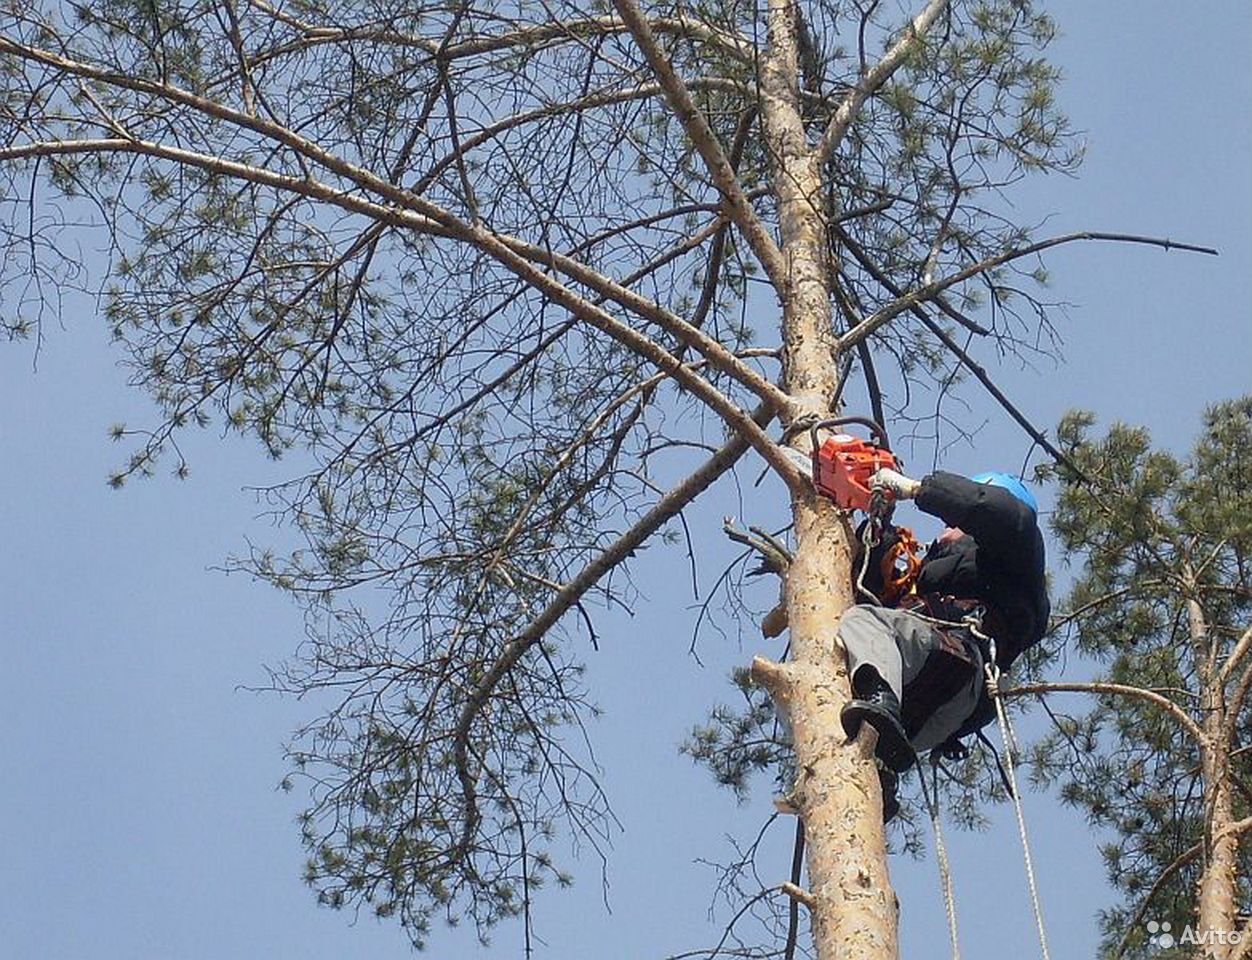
[751,2,899,957]
[753,497,899,959]
[1191,596,1240,958]
[1199,747,1240,959]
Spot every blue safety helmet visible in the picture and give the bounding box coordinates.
[971,471,1038,514]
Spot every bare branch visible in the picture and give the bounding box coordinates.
[1004,682,1204,744]
[832,225,1081,475]
[838,230,1219,354]
[1220,622,1252,686]
[241,5,756,70]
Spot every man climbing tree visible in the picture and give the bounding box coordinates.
[0,1,1215,957]
[838,467,1049,819]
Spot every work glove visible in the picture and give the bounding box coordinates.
[869,467,921,500]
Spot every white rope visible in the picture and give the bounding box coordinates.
[986,660,1053,960]
[920,762,962,960]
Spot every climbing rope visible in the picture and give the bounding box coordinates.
[918,759,962,960]
[986,652,1053,960]
[855,509,884,605]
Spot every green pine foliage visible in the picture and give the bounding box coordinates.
[3,0,1090,950]
[1033,399,1252,958]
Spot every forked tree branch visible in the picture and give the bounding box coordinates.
[609,0,789,290]
[0,129,798,471]
[816,0,950,164]
[0,32,788,411]
[0,33,800,423]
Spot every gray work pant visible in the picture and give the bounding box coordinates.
[838,605,985,753]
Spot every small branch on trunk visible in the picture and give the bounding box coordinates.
[750,655,794,709]
[781,881,817,909]
[722,518,793,574]
[1213,815,1252,842]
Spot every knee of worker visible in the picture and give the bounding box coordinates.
[837,605,904,699]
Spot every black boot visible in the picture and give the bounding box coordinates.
[841,669,914,772]
[878,764,900,824]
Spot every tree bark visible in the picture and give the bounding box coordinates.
[753,499,899,959]
[752,2,899,957]
[1192,595,1241,958]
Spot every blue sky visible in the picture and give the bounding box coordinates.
[2,2,1249,958]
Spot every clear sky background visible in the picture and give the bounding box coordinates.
[2,2,1249,958]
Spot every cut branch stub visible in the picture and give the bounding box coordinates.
[751,655,796,712]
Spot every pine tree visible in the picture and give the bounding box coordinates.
[0,3,1207,956]
[1030,399,1252,959]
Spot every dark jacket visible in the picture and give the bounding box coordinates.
[912,471,1050,670]
[909,471,1050,739]
[851,471,1050,738]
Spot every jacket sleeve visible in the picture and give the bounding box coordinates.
[914,471,1039,572]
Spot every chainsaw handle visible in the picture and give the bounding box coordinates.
[808,416,891,453]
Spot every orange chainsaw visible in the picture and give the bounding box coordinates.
[806,417,923,603]
[807,416,902,513]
